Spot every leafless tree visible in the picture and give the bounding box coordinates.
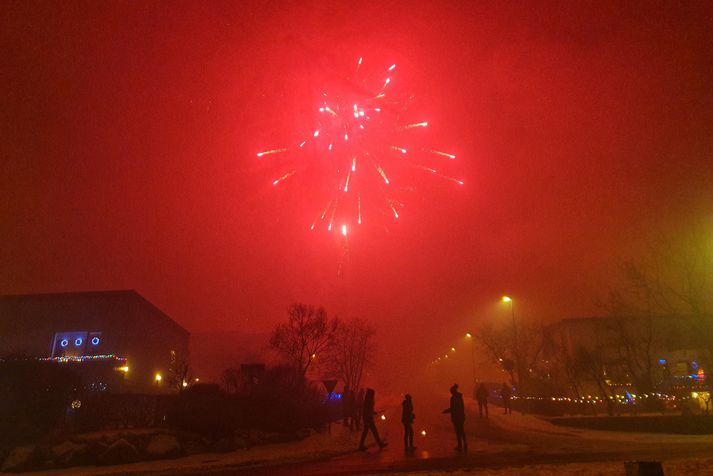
[327,318,376,391]
[270,303,339,377]
[167,354,192,393]
[477,319,545,395]
[595,224,713,392]
[223,367,241,394]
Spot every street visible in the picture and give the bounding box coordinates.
[210,394,713,475]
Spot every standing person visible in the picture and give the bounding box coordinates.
[442,384,467,451]
[359,388,387,451]
[476,383,489,418]
[501,382,512,415]
[401,394,415,452]
[355,388,365,431]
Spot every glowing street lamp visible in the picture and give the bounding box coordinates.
[155,373,162,384]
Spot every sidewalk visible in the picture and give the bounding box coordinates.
[28,424,360,476]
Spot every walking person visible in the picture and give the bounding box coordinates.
[359,388,387,451]
[501,382,512,415]
[401,394,415,452]
[442,384,467,452]
[476,383,489,418]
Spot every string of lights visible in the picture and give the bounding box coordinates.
[38,354,126,363]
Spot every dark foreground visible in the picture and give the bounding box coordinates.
[204,395,713,475]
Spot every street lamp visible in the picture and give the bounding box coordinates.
[466,332,476,384]
[502,296,519,397]
[502,296,516,332]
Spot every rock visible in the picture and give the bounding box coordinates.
[97,438,139,466]
[233,436,247,449]
[2,445,37,473]
[182,439,208,456]
[145,433,181,459]
[51,441,89,466]
[211,437,236,453]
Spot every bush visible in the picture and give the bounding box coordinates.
[0,360,80,450]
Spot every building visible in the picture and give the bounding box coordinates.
[0,290,189,393]
[545,315,707,394]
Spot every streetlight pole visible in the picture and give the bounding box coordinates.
[466,332,476,384]
[502,296,517,350]
[502,296,519,392]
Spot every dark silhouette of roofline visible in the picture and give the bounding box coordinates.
[0,289,190,336]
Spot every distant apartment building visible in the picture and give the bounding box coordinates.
[546,315,707,392]
[0,290,189,393]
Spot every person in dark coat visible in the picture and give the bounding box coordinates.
[475,383,489,418]
[501,382,512,415]
[442,384,467,451]
[359,388,387,450]
[401,394,415,452]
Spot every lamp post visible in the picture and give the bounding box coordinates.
[502,296,518,391]
[466,332,476,384]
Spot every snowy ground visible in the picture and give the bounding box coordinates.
[20,396,713,475]
[28,424,360,476]
[385,457,713,475]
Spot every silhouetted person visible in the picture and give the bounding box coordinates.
[354,388,365,431]
[359,388,387,451]
[401,394,415,452]
[442,384,467,451]
[343,385,353,428]
[476,383,489,418]
[501,382,512,415]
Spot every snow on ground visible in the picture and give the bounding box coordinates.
[386,457,713,475]
[29,424,360,476]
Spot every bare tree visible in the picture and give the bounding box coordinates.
[167,353,192,393]
[477,320,544,395]
[327,318,376,391]
[223,367,241,394]
[270,303,339,377]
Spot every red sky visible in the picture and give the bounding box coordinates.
[2,1,712,375]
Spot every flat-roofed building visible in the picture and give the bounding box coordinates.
[0,290,189,392]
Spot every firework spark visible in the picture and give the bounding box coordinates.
[259,57,463,235]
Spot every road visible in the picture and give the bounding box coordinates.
[211,392,713,475]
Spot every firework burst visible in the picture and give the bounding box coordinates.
[257,57,463,238]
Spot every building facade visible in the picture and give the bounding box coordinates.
[0,290,189,393]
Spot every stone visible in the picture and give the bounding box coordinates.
[145,433,181,459]
[51,441,88,466]
[97,438,139,466]
[1,445,37,473]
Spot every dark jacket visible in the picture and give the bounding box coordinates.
[363,393,376,422]
[450,392,465,422]
[401,399,415,424]
[475,384,488,403]
[443,390,466,422]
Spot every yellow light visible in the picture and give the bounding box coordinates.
[421,430,427,436]
[451,347,456,352]
[502,296,512,303]
[155,373,162,382]
[118,365,129,373]
[182,381,188,388]
[692,392,699,398]
[380,414,386,421]
[465,333,472,338]
[195,377,200,382]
